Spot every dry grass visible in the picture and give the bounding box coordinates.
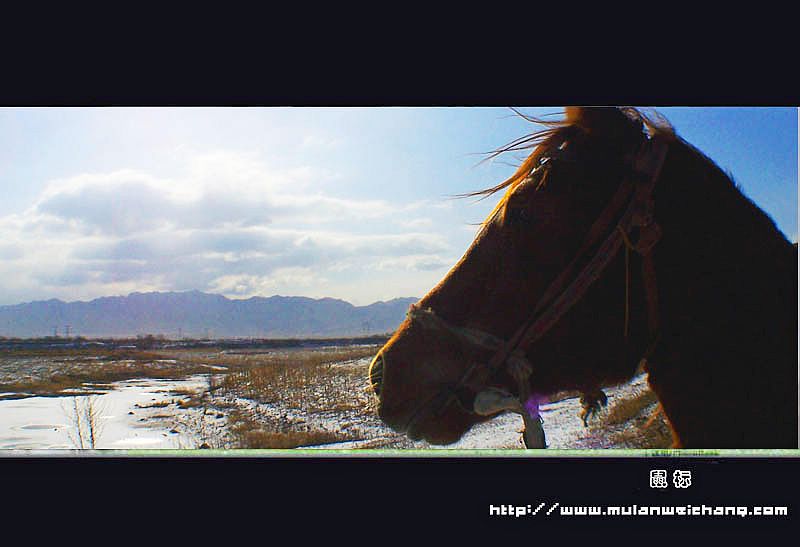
[600,387,674,448]
[606,412,674,448]
[605,388,660,425]
[0,351,217,397]
[219,347,377,414]
[166,345,378,369]
[160,347,379,449]
[1,346,165,360]
[233,429,355,449]
[0,344,379,399]
[169,387,199,397]
[135,400,174,409]
[1,343,382,449]
[227,409,359,449]
[177,398,204,409]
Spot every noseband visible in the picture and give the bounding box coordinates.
[405,133,670,441]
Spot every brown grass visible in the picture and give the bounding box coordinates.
[1,343,381,449]
[605,388,660,425]
[227,409,359,449]
[0,344,379,399]
[135,400,174,408]
[166,345,378,369]
[219,347,377,414]
[607,413,673,448]
[233,429,355,449]
[600,387,673,448]
[0,351,218,397]
[177,398,203,409]
[1,346,165,360]
[169,387,200,397]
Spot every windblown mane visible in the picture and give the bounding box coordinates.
[468,107,676,224]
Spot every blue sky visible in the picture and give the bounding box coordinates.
[0,107,796,306]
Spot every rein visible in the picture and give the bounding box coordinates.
[405,134,670,443]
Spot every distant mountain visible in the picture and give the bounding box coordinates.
[0,291,420,338]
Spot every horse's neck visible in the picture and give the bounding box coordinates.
[644,142,797,448]
[655,141,794,351]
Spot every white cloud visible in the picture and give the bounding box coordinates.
[374,255,452,272]
[25,156,384,236]
[399,217,434,229]
[0,149,460,305]
[208,268,324,297]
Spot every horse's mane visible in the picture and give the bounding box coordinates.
[470,107,676,225]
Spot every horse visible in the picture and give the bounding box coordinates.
[368,107,797,449]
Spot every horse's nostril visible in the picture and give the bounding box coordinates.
[369,353,384,397]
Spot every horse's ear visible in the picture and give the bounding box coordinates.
[565,107,642,138]
[565,106,587,124]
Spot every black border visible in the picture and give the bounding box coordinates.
[3,456,799,537]
[1,26,797,537]
[3,72,797,107]
[2,23,798,107]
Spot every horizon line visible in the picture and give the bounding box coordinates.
[0,289,421,308]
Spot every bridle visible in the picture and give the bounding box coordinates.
[403,132,670,432]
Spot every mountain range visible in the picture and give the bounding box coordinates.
[0,291,419,339]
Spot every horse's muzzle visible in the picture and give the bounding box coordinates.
[369,352,384,398]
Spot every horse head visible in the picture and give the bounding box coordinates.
[369,107,672,445]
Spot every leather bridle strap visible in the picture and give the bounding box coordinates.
[406,305,505,352]
[479,135,668,383]
[407,134,669,418]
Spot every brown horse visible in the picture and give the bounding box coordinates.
[369,107,797,449]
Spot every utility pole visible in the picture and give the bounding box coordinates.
[65,325,71,338]
[53,326,58,338]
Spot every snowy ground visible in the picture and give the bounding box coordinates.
[300,370,667,450]
[0,376,210,449]
[0,351,670,450]
[158,356,670,450]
